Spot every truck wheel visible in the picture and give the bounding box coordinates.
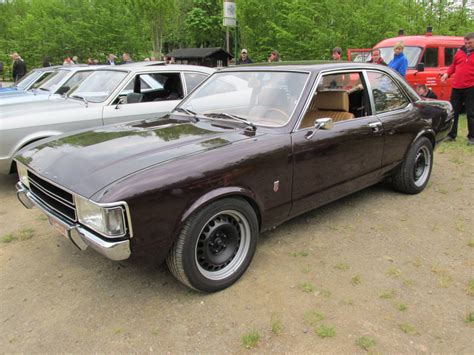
[166,198,258,292]
[392,137,433,194]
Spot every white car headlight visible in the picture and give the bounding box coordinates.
[17,163,30,189]
[76,196,126,237]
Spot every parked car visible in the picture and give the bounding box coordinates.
[15,63,453,292]
[0,64,214,174]
[0,65,100,106]
[0,66,57,94]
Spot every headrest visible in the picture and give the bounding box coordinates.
[314,90,349,112]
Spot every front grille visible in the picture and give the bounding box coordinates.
[28,171,77,222]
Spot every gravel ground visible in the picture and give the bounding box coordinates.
[1,118,473,353]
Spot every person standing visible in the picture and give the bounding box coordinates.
[237,49,253,65]
[332,47,342,61]
[441,32,474,145]
[122,53,133,64]
[367,49,387,65]
[42,57,52,67]
[268,50,280,62]
[10,52,27,82]
[389,42,408,77]
[106,53,117,65]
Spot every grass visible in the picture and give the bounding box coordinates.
[399,324,417,335]
[270,314,283,335]
[298,282,315,293]
[356,336,376,351]
[466,312,474,323]
[351,275,362,285]
[438,275,453,288]
[0,233,16,243]
[241,331,260,349]
[379,290,396,299]
[18,228,34,240]
[397,303,408,311]
[438,115,474,154]
[304,310,325,325]
[468,279,474,296]
[402,279,417,287]
[334,262,350,271]
[468,239,474,247]
[150,328,159,335]
[35,214,48,221]
[315,324,336,338]
[386,268,402,278]
[290,251,309,257]
[318,288,332,298]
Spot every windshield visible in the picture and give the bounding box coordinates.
[15,70,40,89]
[68,70,128,103]
[36,69,70,91]
[180,71,309,127]
[377,46,422,68]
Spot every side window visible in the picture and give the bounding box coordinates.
[184,72,208,93]
[444,47,458,66]
[367,71,409,113]
[119,72,183,104]
[421,47,438,67]
[299,72,368,129]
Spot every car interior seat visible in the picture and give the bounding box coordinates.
[300,90,354,128]
[126,92,144,104]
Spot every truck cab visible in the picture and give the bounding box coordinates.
[350,31,464,101]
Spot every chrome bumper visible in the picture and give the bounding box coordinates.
[16,182,131,261]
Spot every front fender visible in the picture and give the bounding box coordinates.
[14,131,62,156]
[180,186,264,227]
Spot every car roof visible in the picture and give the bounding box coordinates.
[93,63,215,74]
[375,35,464,48]
[218,61,392,74]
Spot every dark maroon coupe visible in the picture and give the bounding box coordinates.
[15,63,453,292]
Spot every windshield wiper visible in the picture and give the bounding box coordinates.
[204,112,256,130]
[174,107,199,122]
[70,95,89,107]
[38,87,49,91]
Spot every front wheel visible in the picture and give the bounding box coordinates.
[392,137,433,194]
[166,198,258,292]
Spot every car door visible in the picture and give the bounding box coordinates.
[101,71,184,125]
[365,70,420,170]
[290,71,385,217]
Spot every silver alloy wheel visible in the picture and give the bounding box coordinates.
[413,145,432,187]
[195,209,251,280]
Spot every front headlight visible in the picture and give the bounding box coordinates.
[17,163,30,189]
[76,196,126,237]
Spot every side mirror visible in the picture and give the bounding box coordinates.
[314,117,334,130]
[56,86,70,95]
[115,96,126,109]
[305,118,333,140]
[416,63,425,72]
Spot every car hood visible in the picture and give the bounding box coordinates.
[0,97,82,118]
[16,116,263,198]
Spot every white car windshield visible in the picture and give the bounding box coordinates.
[180,71,309,127]
[68,70,128,103]
[377,46,422,68]
[36,69,70,91]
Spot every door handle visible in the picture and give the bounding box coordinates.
[369,122,383,133]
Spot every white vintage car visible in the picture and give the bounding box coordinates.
[0,64,214,173]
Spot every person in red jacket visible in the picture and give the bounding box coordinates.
[441,32,474,145]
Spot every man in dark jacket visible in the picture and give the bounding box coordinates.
[367,49,387,66]
[11,52,27,82]
[441,32,474,145]
[236,49,253,65]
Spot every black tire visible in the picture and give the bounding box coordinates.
[166,198,258,292]
[392,137,433,194]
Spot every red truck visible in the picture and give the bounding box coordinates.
[349,30,464,101]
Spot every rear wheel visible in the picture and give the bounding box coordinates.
[392,137,433,194]
[166,198,258,292]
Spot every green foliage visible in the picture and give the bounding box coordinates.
[315,324,336,338]
[241,330,260,348]
[356,336,376,350]
[0,0,472,70]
